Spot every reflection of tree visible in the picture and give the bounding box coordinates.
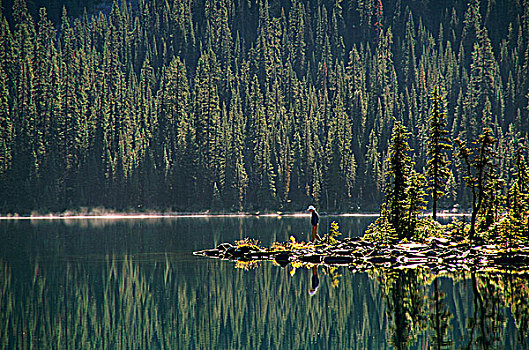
[465,273,504,349]
[495,274,529,347]
[0,255,388,348]
[2,255,529,348]
[427,277,453,349]
[0,259,12,346]
[377,269,427,349]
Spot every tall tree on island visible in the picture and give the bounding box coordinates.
[426,87,452,221]
[384,119,413,238]
[455,128,499,241]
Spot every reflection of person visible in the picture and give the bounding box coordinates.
[309,266,319,296]
[307,205,320,242]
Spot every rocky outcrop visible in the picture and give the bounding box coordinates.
[194,237,529,272]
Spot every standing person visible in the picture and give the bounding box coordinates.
[307,205,320,242]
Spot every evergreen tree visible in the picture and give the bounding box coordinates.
[455,128,499,241]
[427,277,453,349]
[11,0,39,206]
[0,62,11,182]
[225,84,248,210]
[288,0,306,74]
[157,56,191,204]
[0,0,527,213]
[364,129,384,205]
[405,170,427,235]
[462,21,503,142]
[193,48,222,206]
[384,120,413,238]
[509,147,529,220]
[0,10,13,183]
[426,87,452,221]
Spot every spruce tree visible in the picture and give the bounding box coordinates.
[405,170,427,237]
[509,147,529,219]
[11,0,39,206]
[193,48,222,205]
[225,85,248,210]
[426,87,452,221]
[455,128,499,241]
[0,63,11,181]
[384,120,413,238]
[0,10,13,182]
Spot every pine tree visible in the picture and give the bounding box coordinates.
[157,56,191,204]
[384,120,413,238]
[405,170,427,236]
[288,0,306,74]
[225,84,248,210]
[462,21,503,142]
[426,87,452,221]
[0,62,11,181]
[455,128,499,241]
[326,68,356,208]
[204,0,233,98]
[0,10,13,182]
[401,9,417,87]
[11,0,39,206]
[460,0,482,67]
[365,129,384,204]
[509,147,529,219]
[59,7,85,202]
[345,45,368,156]
[193,48,222,205]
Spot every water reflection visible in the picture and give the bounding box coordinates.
[428,276,453,349]
[1,254,529,349]
[1,216,528,349]
[309,266,319,296]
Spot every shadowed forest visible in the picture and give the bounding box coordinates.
[0,0,528,213]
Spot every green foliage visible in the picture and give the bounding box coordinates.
[489,213,529,245]
[384,120,413,238]
[483,148,529,243]
[411,218,447,242]
[235,237,262,250]
[405,170,428,235]
[445,219,470,242]
[426,87,452,220]
[364,204,398,243]
[455,128,501,240]
[320,221,342,245]
[0,0,528,214]
[271,236,316,252]
[365,215,447,243]
[508,147,529,220]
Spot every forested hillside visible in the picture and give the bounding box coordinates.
[0,0,528,213]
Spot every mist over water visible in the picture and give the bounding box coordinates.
[1,216,528,349]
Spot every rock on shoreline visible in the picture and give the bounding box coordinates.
[194,237,529,273]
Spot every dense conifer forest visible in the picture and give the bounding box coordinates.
[0,0,528,213]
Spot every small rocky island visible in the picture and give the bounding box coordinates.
[194,235,529,273]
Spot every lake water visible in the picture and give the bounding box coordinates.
[1,215,528,349]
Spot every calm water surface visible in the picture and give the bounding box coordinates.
[1,215,528,349]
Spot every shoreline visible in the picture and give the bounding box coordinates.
[0,211,470,220]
